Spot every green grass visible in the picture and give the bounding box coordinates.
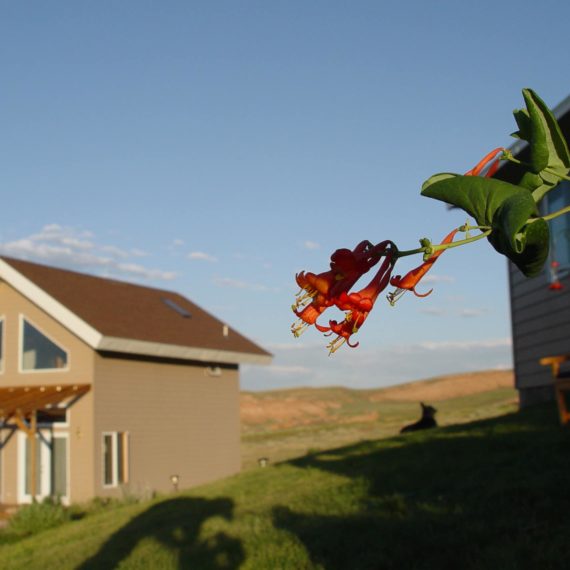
[1,403,570,569]
[241,386,518,469]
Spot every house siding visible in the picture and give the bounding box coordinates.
[0,281,95,504]
[93,354,241,498]
[509,261,570,404]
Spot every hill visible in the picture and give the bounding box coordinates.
[240,369,516,469]
[1,403,567,570]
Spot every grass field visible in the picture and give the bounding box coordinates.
[1,400,569,569]
[241,370,517,469]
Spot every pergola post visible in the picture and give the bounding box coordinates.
[30,410,37,501]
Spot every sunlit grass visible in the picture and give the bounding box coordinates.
[1,403,569,569]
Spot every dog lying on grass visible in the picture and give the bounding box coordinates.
[400,402,438,433]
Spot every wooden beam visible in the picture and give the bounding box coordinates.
[12,411,33,437]
[30,410,37,502]
[2,385,89,421]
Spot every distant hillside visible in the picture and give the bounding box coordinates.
[240,370,514,433]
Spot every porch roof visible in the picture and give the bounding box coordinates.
[0,384,90,422]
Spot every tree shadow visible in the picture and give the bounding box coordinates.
[77,497,244,570]
[272,406,570,569]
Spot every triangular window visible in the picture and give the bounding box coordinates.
[21,318,68,371]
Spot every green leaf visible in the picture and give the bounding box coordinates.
[514,89,570,201]
[492,193,538,253]
[422,173,550,276]
[488,218,549,277]
[511,108,532,141]
[421,174,524,226]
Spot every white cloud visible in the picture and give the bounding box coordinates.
[266,365,314,376]
[188,251,218,262]
[0,225,176,281]
[241,337,513,391]
[100,245,130,258]
[417,338,511,351]
[303,240,321,250]
[421,274,455,284]
[213,277,267,291]
[419,307,447,316]
[459,308,488,318]
[130,248,148,257]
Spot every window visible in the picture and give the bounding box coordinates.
[161,297,191,318]
[102,432,129,487]
[21,318,68,371]
[545,180,570,271]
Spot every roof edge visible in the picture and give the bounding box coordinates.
[0,258,103,348]
[96,336,273,365]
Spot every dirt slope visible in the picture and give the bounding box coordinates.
[240,369,514,431]
[368,369,514,402]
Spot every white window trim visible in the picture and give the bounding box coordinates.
[18,314,70,374]
[17,430,69,505]
[102,431,129,489]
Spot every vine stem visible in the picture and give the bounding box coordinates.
[395,227,492,259]
[542,204,570,222]
[429,230,492,253]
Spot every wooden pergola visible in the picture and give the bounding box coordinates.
[0,384,90,500]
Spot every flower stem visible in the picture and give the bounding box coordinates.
[542,204,570,222]
[395,227,491,259]
[396,246,426,258]
[429,230,491,253]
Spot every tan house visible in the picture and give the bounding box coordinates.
[0,256,271,505]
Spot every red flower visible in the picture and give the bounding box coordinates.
[291,240,387,337]
[465,147,504,178]
[323,248,397,353]
[387,229,458,305]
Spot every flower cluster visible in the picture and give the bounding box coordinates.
[292,240,396,353]
[292,230,457,353]
[291,90,570,353]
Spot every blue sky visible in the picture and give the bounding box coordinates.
[1,1,568,390]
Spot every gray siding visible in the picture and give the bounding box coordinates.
[509,261,570,393]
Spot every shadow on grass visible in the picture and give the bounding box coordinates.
[273,405,570,570]
[77,497,243,570]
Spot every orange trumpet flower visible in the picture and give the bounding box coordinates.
[464,147,504,178]
[387,229,458,305]
[292,240,389,337]
[322,246,397,354]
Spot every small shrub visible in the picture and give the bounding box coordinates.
[8,499,70,537]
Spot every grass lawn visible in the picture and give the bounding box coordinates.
[1,402,570,569]
[241,386,518,469]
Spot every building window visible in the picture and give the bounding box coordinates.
[545,180,570,272]
[102,432,129,487]
[21,318,68,371]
